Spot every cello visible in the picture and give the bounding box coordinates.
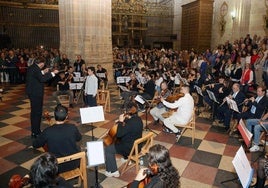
[102,106,137,146]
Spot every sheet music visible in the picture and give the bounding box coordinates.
[194,85,203,96]
[135,95,145,104]
[96,73,106,78]
[181,78,189,85]
[116,76,131,84]
[118,85,130,92]
[232,146,254,188]
[206,90,219,103]
[79,106,105,124]
[73,72,81,77]
[86,141,105,167]
[226,97,240,113]
[69,83,84,90]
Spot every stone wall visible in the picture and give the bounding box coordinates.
[173,0,267,51]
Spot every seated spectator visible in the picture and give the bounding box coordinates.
[246,112,268,152]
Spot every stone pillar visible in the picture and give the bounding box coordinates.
[59,0,113,82]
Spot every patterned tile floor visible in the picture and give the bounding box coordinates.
[0,83,262,188]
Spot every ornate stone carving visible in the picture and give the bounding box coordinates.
[219,2,228,37]
[264,0,268,35]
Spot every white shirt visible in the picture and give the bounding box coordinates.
[163,93,194,124]
[85,74,98,96]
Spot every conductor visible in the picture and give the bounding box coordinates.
[26,57,58,138]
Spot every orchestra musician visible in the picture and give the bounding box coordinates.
[52,70,74,108]
[9,153,73,188]
[150,81,171,125]
[104,102,143,177]
[160,85,194,141]
[203,75,225,109]
[73,55,86,77]
[237,86,267,120]
[137,71,156,100]
[96,64,108,89]
[32,104,82,173]
[120,72,140,109]
[128,144,180,188]
[215,83,245,131]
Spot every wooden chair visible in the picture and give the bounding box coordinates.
[175,109,195,145]
[58,95,70,107]
[97,89,110,112]
[57,151,88,188]
[121,132,154,175]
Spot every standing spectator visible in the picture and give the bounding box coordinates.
[240,63,253,95]
[26,57,58,138]
[6,50,19,84]
[0,52,6,83]
[84,66,98,107]
[16,56,27,83]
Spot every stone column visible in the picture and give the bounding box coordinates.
[59,0,113,82]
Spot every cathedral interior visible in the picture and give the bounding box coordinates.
[0,0,268,187]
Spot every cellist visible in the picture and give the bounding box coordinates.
[104,101,143,178]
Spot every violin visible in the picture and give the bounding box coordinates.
[165,93,184,103]
[102,106,137,146]
[126,164,158,188]
[155,89,169,104]
[9,174,30,188]
[43,110,52,123]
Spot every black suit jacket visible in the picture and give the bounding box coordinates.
[26,63,53,97]
[232,91,246,112]
[249,96,268,119]
[32,123,82,157]
[115,115,143,157]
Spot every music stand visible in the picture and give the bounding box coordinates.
[74,78,86,105]
[221,146,254,188]
[206,90,220,120]
[118,85,130,92]
[134,95,158,135]
[87,141,105,188]
[80,106,105,188]
[194,85,204,115]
